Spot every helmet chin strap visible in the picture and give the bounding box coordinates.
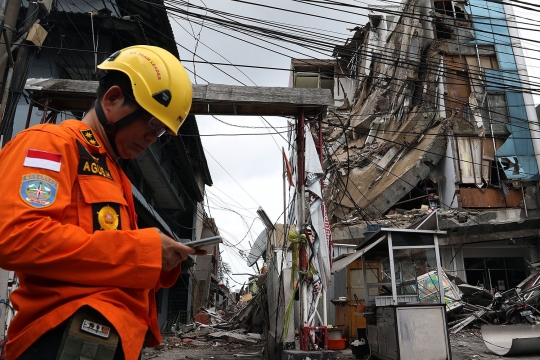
[94,99,148,158]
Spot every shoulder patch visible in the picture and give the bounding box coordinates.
[77,141,113,181]
[19,174,59,208]
[80,129,101,148]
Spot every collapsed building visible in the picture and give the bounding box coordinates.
[292,0,540,304]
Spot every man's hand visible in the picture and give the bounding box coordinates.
[156,228,207,271]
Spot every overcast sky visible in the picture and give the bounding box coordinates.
[166,0,540,289]
[167,0,372,289]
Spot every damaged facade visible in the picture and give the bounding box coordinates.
[292,0,540,315]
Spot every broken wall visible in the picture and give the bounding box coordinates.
[324,0,448,220]
[323,0,540,225]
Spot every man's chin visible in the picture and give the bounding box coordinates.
[119,145,145,159]
[119,150,139,160]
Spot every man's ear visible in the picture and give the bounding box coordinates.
[102,86,124,111]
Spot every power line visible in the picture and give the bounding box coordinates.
[163,0,540,84]
[203,146,261,206]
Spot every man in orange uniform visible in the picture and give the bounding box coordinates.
[0,45,204,359]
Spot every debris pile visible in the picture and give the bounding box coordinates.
[446,266,540,334]
[162,328,262,349]
[156,293,266,355]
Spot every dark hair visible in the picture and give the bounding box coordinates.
[96,70,137,107]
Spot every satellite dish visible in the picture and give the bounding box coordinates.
[246,229,267,267]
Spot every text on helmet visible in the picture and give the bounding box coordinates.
[129,51,162,80]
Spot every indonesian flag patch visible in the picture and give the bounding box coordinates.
[23,149,62,172]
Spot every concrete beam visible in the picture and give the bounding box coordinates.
[25,79,333,116]
[438,208,540,245]
[331,225,367,243]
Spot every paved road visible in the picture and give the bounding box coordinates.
[142,342,265,360]
[142,343,357,360]
[143,329,540,360]
[450,329,540,360]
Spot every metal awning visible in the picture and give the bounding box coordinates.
[25,79,333,116]
[331,234,387,274]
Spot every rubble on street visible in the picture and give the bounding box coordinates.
[146,289,359,360]
[441,263,540,357]
[146,294,268,359]
[447,267,540,334]
[449,329,540,360]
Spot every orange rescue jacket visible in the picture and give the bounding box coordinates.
[0,120,180,360]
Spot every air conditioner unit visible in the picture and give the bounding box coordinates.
[37,0,53,14]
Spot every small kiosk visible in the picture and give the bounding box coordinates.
[332,228,452,360]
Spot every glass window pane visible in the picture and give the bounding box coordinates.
[496,45,517,70]
[474,22,494,43]
[487,1,505,17]
[393,248,438,296]
[464,257,486,270]
[491,19,509,37]
[507,269,527,289]
[485,69,506,91]
[469,0,490,17]
[350,268,380,300]
[504,257,525,269]
[503,71,521,91]
[485,257,505,269]
[391,233,434,247]
[465,269,488,287]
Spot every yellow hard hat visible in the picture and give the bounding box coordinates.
[97,45,192,135]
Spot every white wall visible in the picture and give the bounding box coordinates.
[438,140,459,209]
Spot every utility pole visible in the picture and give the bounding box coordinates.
[296,110,309,348]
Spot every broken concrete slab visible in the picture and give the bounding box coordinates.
[333,123,446,219]
[207,331,259,345]
[182,327,217,339]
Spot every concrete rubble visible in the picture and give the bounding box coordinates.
[146,293,267,358]
[315,0,540,262]
[444,264,540,336]
[449,329,540,360]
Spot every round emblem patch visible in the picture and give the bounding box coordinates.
[97,205,119,230]
[20,174,59,208]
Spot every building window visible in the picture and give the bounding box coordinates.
[435,22,453,39]
[464,257,527,292]
[434,1,467,19]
